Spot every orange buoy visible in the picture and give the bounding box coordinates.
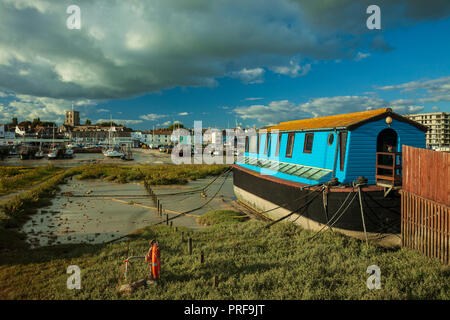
[151,242,160,280]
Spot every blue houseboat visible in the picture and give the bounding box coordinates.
[233,108,427,244]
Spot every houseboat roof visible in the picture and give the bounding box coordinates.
[267,108,428,132]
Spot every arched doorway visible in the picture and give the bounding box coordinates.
[375,128,402,186]
[377,128,398,152]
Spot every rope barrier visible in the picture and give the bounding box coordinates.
[264,186,326,229]
[105,169,232,244]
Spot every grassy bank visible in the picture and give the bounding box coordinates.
[0,165,63,196]
[75,164,229,184]
[197,210,249,226]
[0,213,448,299]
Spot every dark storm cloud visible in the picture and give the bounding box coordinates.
[0,0,449,101]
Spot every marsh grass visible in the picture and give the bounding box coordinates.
[75,164,229,184]
[0,165,63,195]
[0,220,448,300]
[0,164,447,300]
[197,210,249,226]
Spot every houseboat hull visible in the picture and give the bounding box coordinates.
[233,165,401,246]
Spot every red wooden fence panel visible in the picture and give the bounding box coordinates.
[402,146,449,206]
[401,146,449,265]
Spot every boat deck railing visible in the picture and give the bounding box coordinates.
[375,152,402,187]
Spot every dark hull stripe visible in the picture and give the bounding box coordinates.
[233,165,401,233]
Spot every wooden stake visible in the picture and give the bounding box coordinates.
[188,237,192,255]
[181,232,184,242]
[166,214,169,225]
[212,276,218,288]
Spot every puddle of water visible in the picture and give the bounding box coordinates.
[20,174,235,248]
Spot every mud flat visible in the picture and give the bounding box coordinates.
[20,174,235,247]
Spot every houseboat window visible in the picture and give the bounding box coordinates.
[339,131,348,171]
[275,133,281,157]
[264,133,270,155]
[285,133,295,158]
[327,133,334,146]
[303,133,314,153]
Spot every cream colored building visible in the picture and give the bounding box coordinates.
[405,112,450,151]
[65,110,80,126]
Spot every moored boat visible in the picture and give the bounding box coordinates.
[233,108,428,245]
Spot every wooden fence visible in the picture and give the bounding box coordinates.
[401,146,449,265]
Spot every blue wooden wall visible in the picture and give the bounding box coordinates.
[345,118,426,184]
[238,118,426,186]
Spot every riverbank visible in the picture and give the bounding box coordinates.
[0,164,448,300]
[1,214,448,299]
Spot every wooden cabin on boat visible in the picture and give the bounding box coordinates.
[239,108,427,187]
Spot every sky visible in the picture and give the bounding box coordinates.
[0,0,449,130]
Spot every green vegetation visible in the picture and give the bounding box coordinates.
[0,165,63,196]
[0,167,82,250]
[0,219,448,299]
[0,163,447,300]
[75,164,229,184]
[197,210,249,226]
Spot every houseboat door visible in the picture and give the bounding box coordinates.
[377,128,398,153]
[375,128,402,187]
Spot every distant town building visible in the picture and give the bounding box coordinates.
[405,112,450,151]
[69,130,131,144]
[65,110,80,126]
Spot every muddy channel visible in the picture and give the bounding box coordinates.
[20,174,235,247]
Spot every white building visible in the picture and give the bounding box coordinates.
[405,112,450,151]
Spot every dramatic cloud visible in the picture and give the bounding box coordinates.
[0,91,96,123]
[1,0,449,102]
[232,94,429,125]
[377,76,450,105]
[234,100,306,125]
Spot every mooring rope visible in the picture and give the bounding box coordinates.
[105,169,232,244]
[264,186,326,229]
[307,189,359,241]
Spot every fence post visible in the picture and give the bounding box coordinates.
[188,237,192,255]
